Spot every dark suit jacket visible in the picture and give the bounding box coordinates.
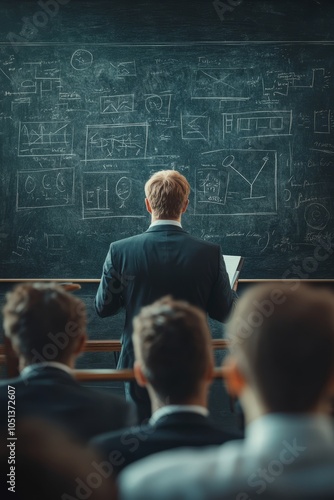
[0,366,135,442]
[91,410,241,474]
[95,225,234,368]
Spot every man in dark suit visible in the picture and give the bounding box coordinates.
[95,170,235,419]
[91,297,240,474]
[0,283,135,442]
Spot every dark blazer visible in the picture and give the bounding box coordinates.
[0,366,135,442]
[95,225,234,368]
[91,410,241,474]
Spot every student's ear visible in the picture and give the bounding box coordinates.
[222,356,246,398]
[74,331,87,356]
[145,198,152,214]
[134,360,148,388]
[181,199,189,214]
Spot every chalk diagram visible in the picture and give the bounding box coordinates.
[85,124,148,161]
[145,93,172,118]
[82,172,143,219]
[100,95,135,114]
[16,167,75,210]
[314,110,331,134]
[18,122,74,157]
[222,111,292,140]
[70,50,93,71]
[304,203,330,230]
[196,149,277,215]
[192,68,250,101]
[116,176,132,208]
[110,61,137,78]
[181,114,210,141]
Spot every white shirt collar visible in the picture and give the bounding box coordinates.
[149,405,209,425]
[149,220,182,228]
[21,361,73,378]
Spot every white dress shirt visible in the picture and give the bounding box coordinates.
[149,219,182,228]
[119,413,334,500]
[21,361,73,378]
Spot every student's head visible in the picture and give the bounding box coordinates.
[3,283,87,368]
[144,170,190,220]
[132,296,214,405]
[224,283,334,414]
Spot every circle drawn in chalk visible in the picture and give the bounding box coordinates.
[116,177,132,207]
[70,50,93,71]
[145,95,163,113]
[304,203,330,230]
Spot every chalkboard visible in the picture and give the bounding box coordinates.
[0,0,334,279]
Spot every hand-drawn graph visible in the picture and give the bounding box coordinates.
[18,121,74,156]
[192,68,250,100]
[110,61,137,78]
[263,68,327,97]
[222,111,292,139]
[196,149,277,215]
[100,95,135,114]
[181,114,210,141]
[17,168,75,209]
[82,172,144,219]
[85,124,148,161]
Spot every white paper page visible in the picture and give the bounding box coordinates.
[223,255,242,287]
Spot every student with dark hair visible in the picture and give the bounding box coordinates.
[0,283,135,442]
[95,169,236,420]
[91,296,239,474]
[119,284,334,500]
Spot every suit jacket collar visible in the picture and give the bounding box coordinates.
[145,225,187,234]
[20,364,74,382]
[152,411,212,429]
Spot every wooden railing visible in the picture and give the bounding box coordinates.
[74,366,225,382]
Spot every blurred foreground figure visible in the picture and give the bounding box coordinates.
[0,418,116,500]
[119,283,334,500]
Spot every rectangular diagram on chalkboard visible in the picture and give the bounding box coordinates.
[195,150,277,215]
[81,172,144,219]
[85,124,148,161]
[18,122,74,157]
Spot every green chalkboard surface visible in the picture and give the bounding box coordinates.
[0,0,333,279]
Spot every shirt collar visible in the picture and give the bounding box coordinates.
[245,413,334,451]
[21,361,73,378]
[149,220,182,228]
[149,405,209,425]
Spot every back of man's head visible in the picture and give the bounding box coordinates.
[3,283,86,365]
[144,170,190,219]
[227,283,334,413]
[133,296,213,404]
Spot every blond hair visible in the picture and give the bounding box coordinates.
[145,170,190,219]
